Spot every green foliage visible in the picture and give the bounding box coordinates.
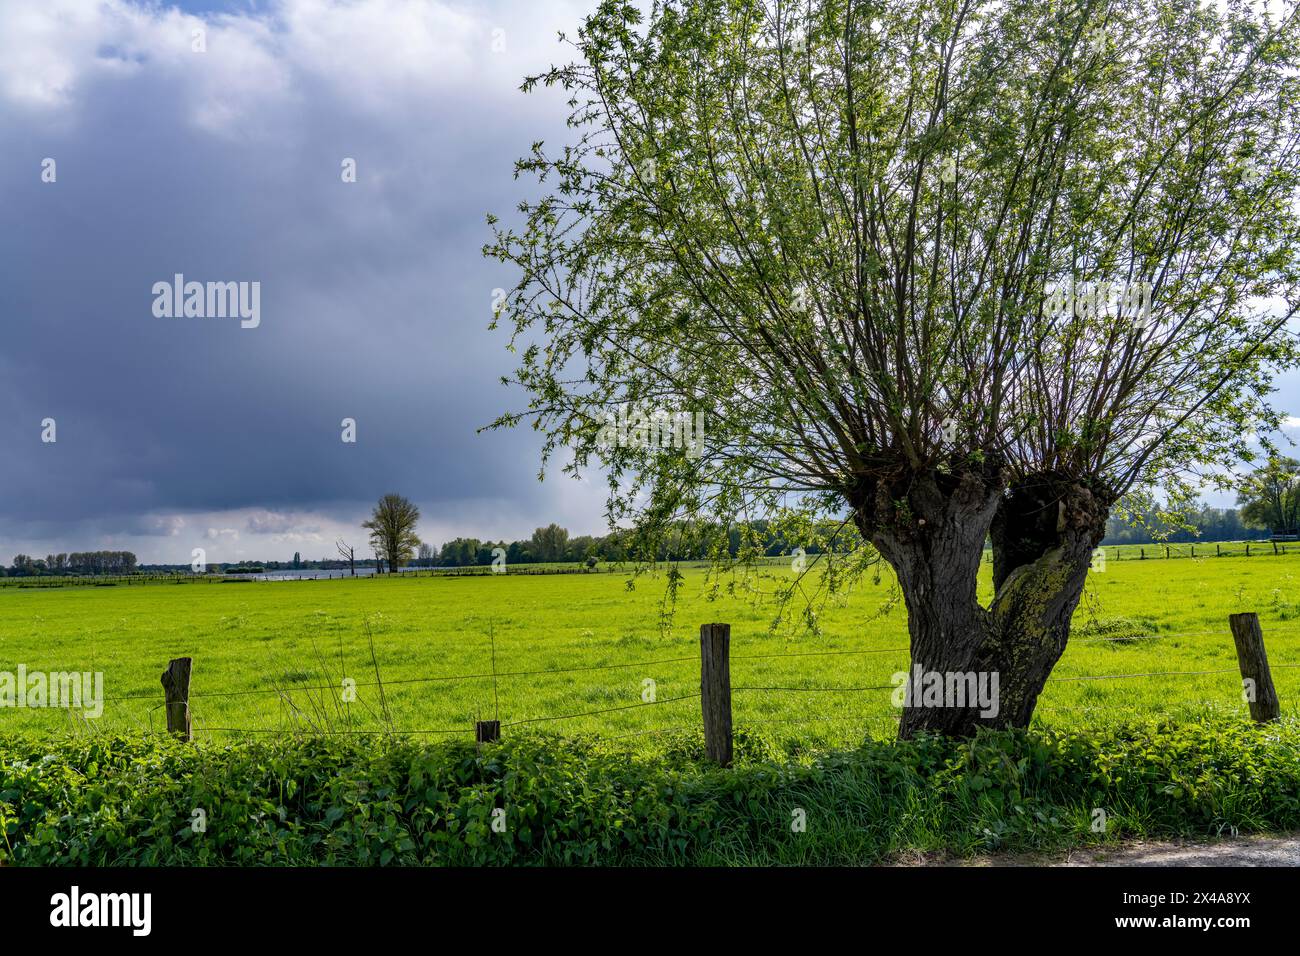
[4,719,1299,865]
[362,494,422,572]
[488,0,1300,554]
[1071,615,1158,643]
[1238,457,1300,534]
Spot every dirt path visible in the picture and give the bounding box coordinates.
[895,833,1300,866]
[1056,834,1300,866]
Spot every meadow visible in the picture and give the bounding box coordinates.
[3,552,1300,751]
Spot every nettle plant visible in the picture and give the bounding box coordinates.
[486,0,1300,737]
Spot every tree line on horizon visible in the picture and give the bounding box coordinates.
[4,485,1294,577]
[3,551,138,578]
[423,503,1282,567]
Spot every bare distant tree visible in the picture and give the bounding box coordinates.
[336,538,356,577]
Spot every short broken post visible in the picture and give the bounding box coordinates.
[700,623,733,767]
[1229,613,1280,723]
[160,657,193,741]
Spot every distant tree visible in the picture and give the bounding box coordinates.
[336,538,357,576]
[568,535,596,562]
[1239,457,1300,534]
[63,551,136,575]
[530,524,570,563]
[363,494,422,573]
[293,551,302,569]
[439,537,482,567]
[417,542,435,567]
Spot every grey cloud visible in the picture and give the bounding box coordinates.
[0,0,607,562]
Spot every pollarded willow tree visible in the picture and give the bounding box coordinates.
[486,0,1300,737]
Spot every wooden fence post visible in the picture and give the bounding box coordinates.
[475,720,501,744]
[1229,613,1280,723]
[700,623,733,767]
[160,657,192,741]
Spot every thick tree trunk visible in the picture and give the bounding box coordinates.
[981,473,1112,727]
[858,464,1002,737]
[854,464,1111,739]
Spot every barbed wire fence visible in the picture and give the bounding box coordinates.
[78,612,1295,764]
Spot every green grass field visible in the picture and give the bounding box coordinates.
[2,554,1299,750]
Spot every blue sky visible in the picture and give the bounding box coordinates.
[0,0,1296,564]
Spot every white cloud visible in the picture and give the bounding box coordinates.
[0,0,588,135]
[281,0,479,107]
[245,509,321,535]
[143,514,186,536]
[0,0,286,134]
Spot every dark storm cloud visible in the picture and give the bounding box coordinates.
[0,0,605,560]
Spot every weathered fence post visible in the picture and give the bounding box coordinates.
[700,623,733,767]
[1229,613,1280,723]
[160,657,192,741]
[475,720,501,744]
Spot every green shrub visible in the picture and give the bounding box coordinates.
[1072,615,1160,643]
[2,717,1298,865]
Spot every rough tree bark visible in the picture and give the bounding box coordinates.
[854,461,1112,738]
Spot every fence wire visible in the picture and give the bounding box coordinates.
[75,625,1300,741]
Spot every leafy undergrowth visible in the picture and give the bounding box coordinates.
[2,718,1299,865]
